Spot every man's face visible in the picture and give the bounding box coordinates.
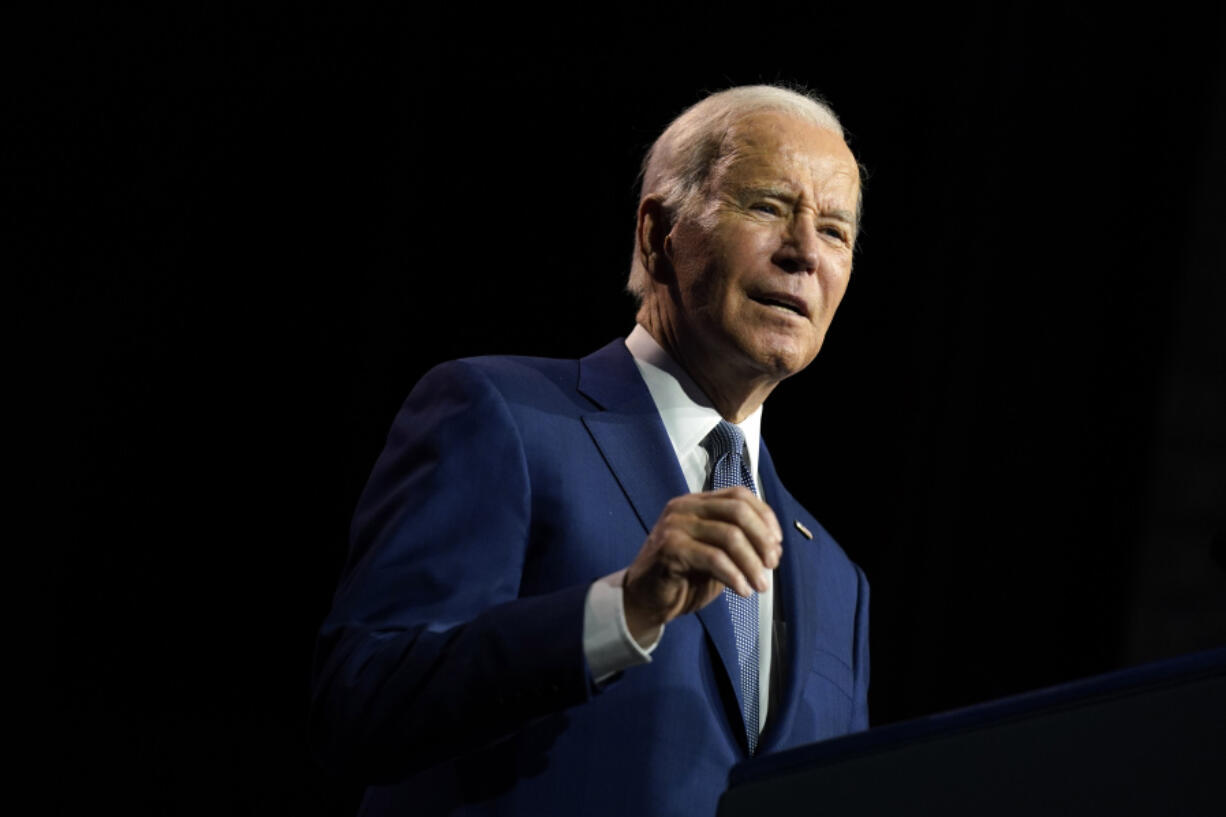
[662,112,860,388]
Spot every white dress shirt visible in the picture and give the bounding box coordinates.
[581,324,773,733]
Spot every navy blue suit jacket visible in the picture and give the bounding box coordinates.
[311,339,869,816]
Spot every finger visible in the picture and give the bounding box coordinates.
[684,494,783,569]
[683,539,758,598]
[685,518,771,592]
[627,531,745,623]
[716,485,784,544]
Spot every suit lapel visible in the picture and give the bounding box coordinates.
[577,340,748,735]
[577,341,689,535]
[755,443,818,754]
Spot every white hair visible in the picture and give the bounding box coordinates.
[627,84,854,303]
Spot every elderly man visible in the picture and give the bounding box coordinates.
[312,84,869,816]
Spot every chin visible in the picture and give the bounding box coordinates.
[745,329,823,379]
[743,342,819,381]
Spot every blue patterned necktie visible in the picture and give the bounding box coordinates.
[702,420,760,754]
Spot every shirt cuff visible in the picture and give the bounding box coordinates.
[583,569,663,685]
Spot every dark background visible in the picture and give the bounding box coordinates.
[41,5,1224,814]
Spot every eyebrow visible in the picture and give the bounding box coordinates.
[742,186,795,201]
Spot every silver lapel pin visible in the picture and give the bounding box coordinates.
[793,520,813,540]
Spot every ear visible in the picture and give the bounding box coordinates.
[636,195,674,283]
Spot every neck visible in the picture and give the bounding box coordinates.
[637,303,778,424]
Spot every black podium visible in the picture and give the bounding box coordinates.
[718,648,1225,816]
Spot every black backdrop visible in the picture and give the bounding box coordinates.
[43,6,1224,814]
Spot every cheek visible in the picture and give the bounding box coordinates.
[709,218,774,266]
[819,264,852,311]
[671,232,729,304]
[682,259,724,310]
[737,231,779,265]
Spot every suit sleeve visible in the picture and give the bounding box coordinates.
[310,360,594,782]
[849,563,871,731]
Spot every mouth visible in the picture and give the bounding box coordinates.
[749,292,810,319]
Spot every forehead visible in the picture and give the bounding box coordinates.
[715,112,860,203]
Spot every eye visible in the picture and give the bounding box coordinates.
[750,201,783,216]
[819,225,850,243]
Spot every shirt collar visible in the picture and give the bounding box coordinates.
[624,324,762,477]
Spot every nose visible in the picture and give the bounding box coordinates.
[771,213,821,274]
